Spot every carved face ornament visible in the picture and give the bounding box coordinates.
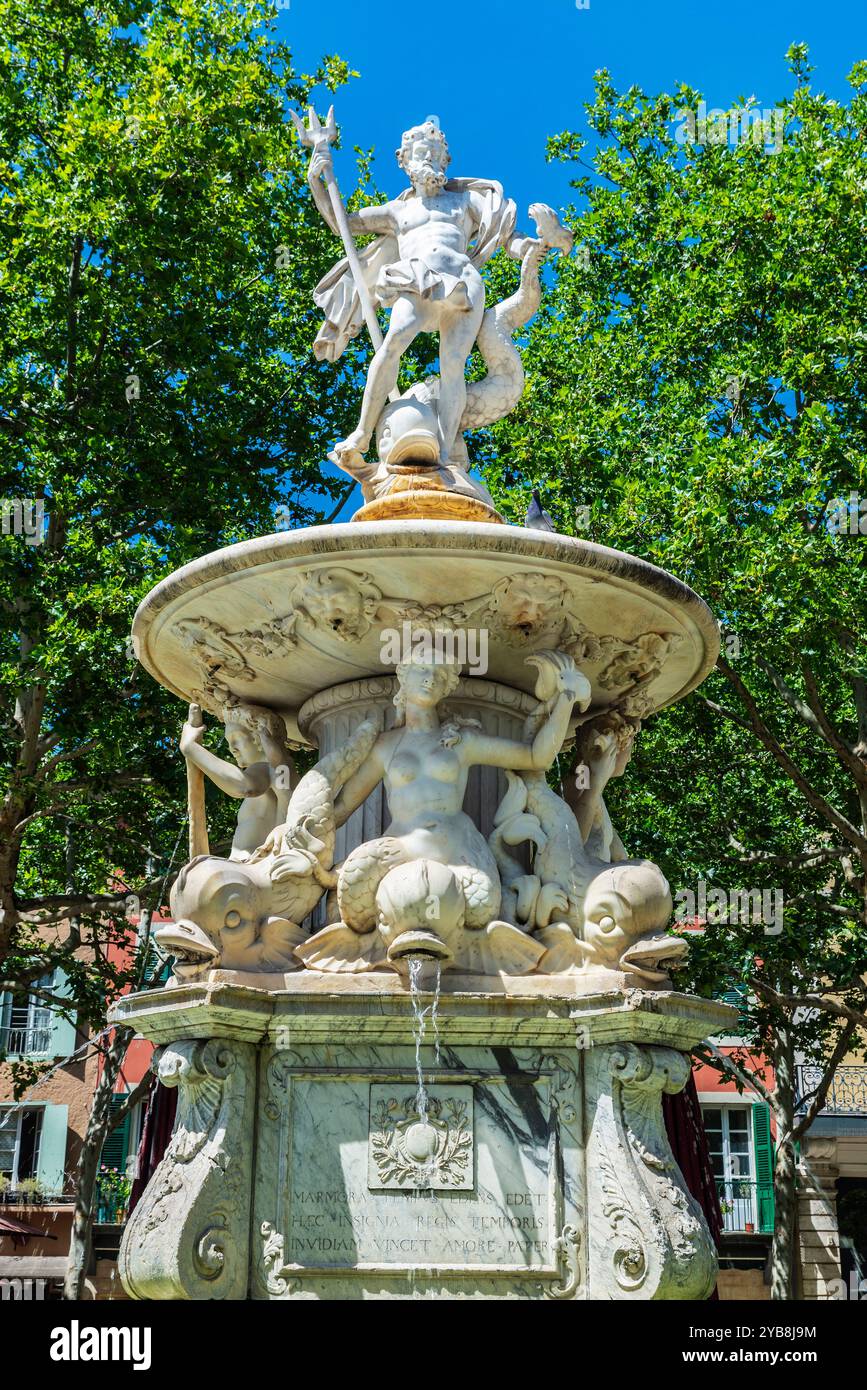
[489,575,568,645]
[297,569,381,640]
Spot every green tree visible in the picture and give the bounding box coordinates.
[486,47,867,1298]
[0,0,366,1296]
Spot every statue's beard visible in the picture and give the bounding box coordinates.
[409,160,447,196]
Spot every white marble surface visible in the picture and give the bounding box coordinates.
[115,992,724,1300]
[253,1041,581,1298]
[131,522,720,744]
[110,977,736,1050]
[294,112,573,478]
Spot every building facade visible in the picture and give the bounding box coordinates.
[0,942,155,1298]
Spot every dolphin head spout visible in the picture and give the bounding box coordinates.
[581,859,683,982]
[164,855,266,977]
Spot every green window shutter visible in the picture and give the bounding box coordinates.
[752,1103,775,1234]
[99,1096,131,1173]
[715,982,749,1032]
[47,969,78,1060]
[36,1103,69,1196]
[719,985,746,1007]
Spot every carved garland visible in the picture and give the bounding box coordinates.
[172,567,683,720]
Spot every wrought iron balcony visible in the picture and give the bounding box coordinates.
[0,1024,51,1056]
[797,1064,867,1117]
[715,1178,775,1234]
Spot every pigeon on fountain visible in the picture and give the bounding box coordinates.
[525,489,557,533]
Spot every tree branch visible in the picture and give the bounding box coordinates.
[800,659,865,781]
[718,656,867,855]
[17,890,141,919]
[699,1040,776,1107]
[105,1071,153,1134]
[751,978,867,1032]
[698,695,752,731]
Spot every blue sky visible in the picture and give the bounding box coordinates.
[279,0,867,220]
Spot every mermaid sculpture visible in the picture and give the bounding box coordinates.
[296,647,591,973]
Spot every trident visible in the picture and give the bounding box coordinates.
[290,105,395,390]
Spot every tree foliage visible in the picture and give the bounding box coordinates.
[487,47,867,1050]
[0,0,366,1033]
[484,50,867,1294]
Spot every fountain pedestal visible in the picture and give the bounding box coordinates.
[114,979,731,1301]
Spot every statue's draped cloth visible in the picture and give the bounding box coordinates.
[311,179,517,363]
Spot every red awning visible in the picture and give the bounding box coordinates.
[0,1215,59,1247]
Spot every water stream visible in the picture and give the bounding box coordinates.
[408,957,429,1124]
[407,956,444,1188]
[430,960,442,1067]
[407,956,442,1124]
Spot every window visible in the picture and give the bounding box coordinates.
[702,1104,774,1234]
[0,1107,43,1187]
[0,973,54,1056]
[99,1095,132,1173]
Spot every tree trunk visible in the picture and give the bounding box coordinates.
[770,1022,797,1300]
[63,1025,131,1300]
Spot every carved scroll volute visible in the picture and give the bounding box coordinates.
[118,1039,256,1301]
[584,1043,717,1301]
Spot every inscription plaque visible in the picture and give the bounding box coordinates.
[270,1073,556,1271]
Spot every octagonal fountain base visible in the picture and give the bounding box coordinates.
[120,508,728,1300]
[113,980,733,1301]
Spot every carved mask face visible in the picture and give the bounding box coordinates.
[301,574,367,637]
[492,577,566,643]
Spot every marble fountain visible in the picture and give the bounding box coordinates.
[112,112,733,1301]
